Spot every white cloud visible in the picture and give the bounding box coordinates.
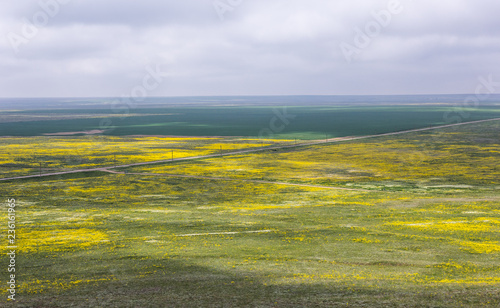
[1,0,500,97]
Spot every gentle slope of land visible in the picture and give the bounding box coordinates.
[1,119,499,307]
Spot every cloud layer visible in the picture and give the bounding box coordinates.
[1,0,500,97]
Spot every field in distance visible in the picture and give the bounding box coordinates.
[1,96,500,139]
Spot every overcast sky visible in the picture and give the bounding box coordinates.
[1,0,500,97]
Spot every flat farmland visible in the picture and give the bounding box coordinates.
[1,104,500,139]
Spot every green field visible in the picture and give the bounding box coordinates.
[1,105,500,138]
[1,118,499,307]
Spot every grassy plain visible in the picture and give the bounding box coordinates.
[0,120,499,307]
[0,137,289,179]
[130,121,500,190]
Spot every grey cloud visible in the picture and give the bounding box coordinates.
[1,0,500,97]
[1,0,216,27]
